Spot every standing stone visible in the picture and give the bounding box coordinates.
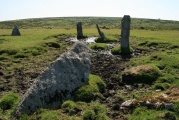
[120,15,131,55]
[11,25,21,36]
[13,42,91,118]
[96,24,105,41]
[77,22,84,39]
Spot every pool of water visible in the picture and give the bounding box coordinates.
[65,37,96,44]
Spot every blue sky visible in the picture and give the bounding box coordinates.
[0,0,179,21]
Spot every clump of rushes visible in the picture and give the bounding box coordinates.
[74,74,106,102]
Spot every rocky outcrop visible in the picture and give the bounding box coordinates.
[11,25,21,36]
[13,42,91,117]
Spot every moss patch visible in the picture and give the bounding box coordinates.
[111,45,133,55]
[74,74,106,102]
[89,43,108,50]
[95,37,117,43]
[0,92,19,111]
[122,65,161,84]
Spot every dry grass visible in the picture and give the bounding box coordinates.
[141,86,179,103]
[124,65,155,75]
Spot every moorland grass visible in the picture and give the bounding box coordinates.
[74,74,106,102]
[0,92,20,120]
[1,17,179,30]
[0,17,179,119]
[127,107,176,120]
[89,43,108,50]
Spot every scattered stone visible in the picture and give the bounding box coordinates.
[11,25,21,36]
[13,42,91,117]
[96,24,105,41]
[164,103,173,110]
[120,99,136,108]
[154,102,163,108]
[120,15,131,55]
[77,22,84,39]
[156,89,162,92]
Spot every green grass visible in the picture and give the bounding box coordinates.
[61,100,77,115]
[127,107,177,120]
[1,17,179,30]
[89,43,108,50]
[0,17,179,120]
[0,92,19,111]
[18,101,108,120]
[0,92,20,120]
[95,36,117,43]
[152,83,171,90]
[83,102,109,120]
[111,45,121,55]
[74,74,106,102]
[122,65,162,84]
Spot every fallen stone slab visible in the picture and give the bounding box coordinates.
[13,42,91,117]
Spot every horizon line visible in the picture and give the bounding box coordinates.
[0,16,179,22]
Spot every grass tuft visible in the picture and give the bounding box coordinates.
[89,43,108,50]
[74,74,106,102]
[0,92,19,111]
[122,65,161,84]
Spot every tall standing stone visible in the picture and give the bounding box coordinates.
[11,25,21,36]
[77,22,84,39]
[96,24,105,41]
[120,15,131,55]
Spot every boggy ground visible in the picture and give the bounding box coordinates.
[90,51,129,119]
[90,49,152,119]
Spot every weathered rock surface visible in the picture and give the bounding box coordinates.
[120,15,131,54]
[77,22,84,39]
[11,25,21,36]
[13,42,91,117]
[120,99,136,110]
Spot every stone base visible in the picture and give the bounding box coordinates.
[77,35,87,40]
[121,47,132,55]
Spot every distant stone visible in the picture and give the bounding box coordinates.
[96,24,105,41]
[120,15,131,55]
[77,22,85,39]
[11,25,21,36]
[13,42,91,118]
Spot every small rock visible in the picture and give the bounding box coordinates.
[120,99,136,107]
[162,93,168,98]
[164,103,173,110]
[156,89,161,92]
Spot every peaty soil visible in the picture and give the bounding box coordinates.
[90,50,131,119]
